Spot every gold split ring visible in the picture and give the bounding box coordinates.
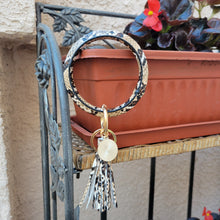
[90,128,117,150]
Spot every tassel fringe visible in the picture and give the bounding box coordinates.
[80,153,118,212]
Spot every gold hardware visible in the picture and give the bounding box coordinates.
[100,104,108,137]
[90,128,117,150]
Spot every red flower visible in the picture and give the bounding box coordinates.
[143,0,162,32]
[203,207,214,220]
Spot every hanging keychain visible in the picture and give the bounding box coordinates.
[63,30,148,214]
[79,105,118,212]
[93,105,118,163]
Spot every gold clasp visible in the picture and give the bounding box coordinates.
[90,104,117,153]
[100,104,108,138]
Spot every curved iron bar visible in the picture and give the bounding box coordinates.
[36,23,74,219]
[35,36,51,220]
[36,33,59,219]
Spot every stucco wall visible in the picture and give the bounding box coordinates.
[0,44,43,219]
[0,0,219,220]
[0,0,35,42]
[0,68,11,219]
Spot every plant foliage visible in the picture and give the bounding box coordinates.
[124,0,220,51]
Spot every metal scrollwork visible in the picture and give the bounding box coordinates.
[43,7,92,46]
[35,49,51,89]
[36,17,75,218]
[35,33,66,201]
[43,91,66,202]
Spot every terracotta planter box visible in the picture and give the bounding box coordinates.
[70,49,220,148]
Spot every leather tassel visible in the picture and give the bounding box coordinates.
[80,153,117,212]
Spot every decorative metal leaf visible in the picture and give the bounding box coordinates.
[62,26,92,46]
[63,29,78,46]
[50,164,65,201]
[50,165,59,192]
[61,8,84,25]
[48,113,61,152]
[78,26,92,35]
[57,163,65,178]
[57,181,65,201]
[50,146,58,167]
[44,7,93,46]
[35,49,51,89]
[53,16,67,32]
[43,91,66,202]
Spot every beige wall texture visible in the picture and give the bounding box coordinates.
[0,0,219,220]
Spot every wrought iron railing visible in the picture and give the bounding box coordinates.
[35,3,136,219]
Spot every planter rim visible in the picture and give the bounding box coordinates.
[71,117,220,147]
[71,117,220,136]
[78,49,220,61]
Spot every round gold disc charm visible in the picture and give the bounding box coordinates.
[97,138,118,162]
